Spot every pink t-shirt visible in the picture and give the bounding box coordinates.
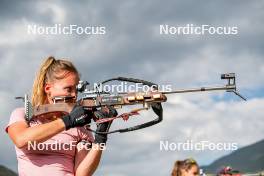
[5,108,94,176]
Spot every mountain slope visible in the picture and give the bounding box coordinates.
[0,165,17,176]
[202,139,264,173]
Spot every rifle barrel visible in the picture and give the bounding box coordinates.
[161,85,235,94]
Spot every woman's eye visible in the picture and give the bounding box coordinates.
[65,87,77,93]
[65,87,72,92]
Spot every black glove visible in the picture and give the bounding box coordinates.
[62,105,91,130]
[94,106,118,144]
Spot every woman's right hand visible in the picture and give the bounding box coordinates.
[62,105,92,130]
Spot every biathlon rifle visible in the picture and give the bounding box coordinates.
[16,73,246,134]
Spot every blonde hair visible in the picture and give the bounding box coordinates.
[171,159,198,176]
[31,56,79,106]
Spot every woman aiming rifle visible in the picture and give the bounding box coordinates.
[6,57,116,176]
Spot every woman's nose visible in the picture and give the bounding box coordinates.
[70,91,77,98]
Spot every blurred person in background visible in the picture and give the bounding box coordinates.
[171,158,200,176]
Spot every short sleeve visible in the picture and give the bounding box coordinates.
[5,107,26,133]
[77,126,94,143]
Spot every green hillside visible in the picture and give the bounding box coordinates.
[0,165,17,176]
[202,139,264,173]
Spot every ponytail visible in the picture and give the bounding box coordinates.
[171,161,183,176]
[32,56,55,106]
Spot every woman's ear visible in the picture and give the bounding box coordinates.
[44,83,52,95]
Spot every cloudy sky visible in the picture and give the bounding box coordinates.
[0,0,263,175]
